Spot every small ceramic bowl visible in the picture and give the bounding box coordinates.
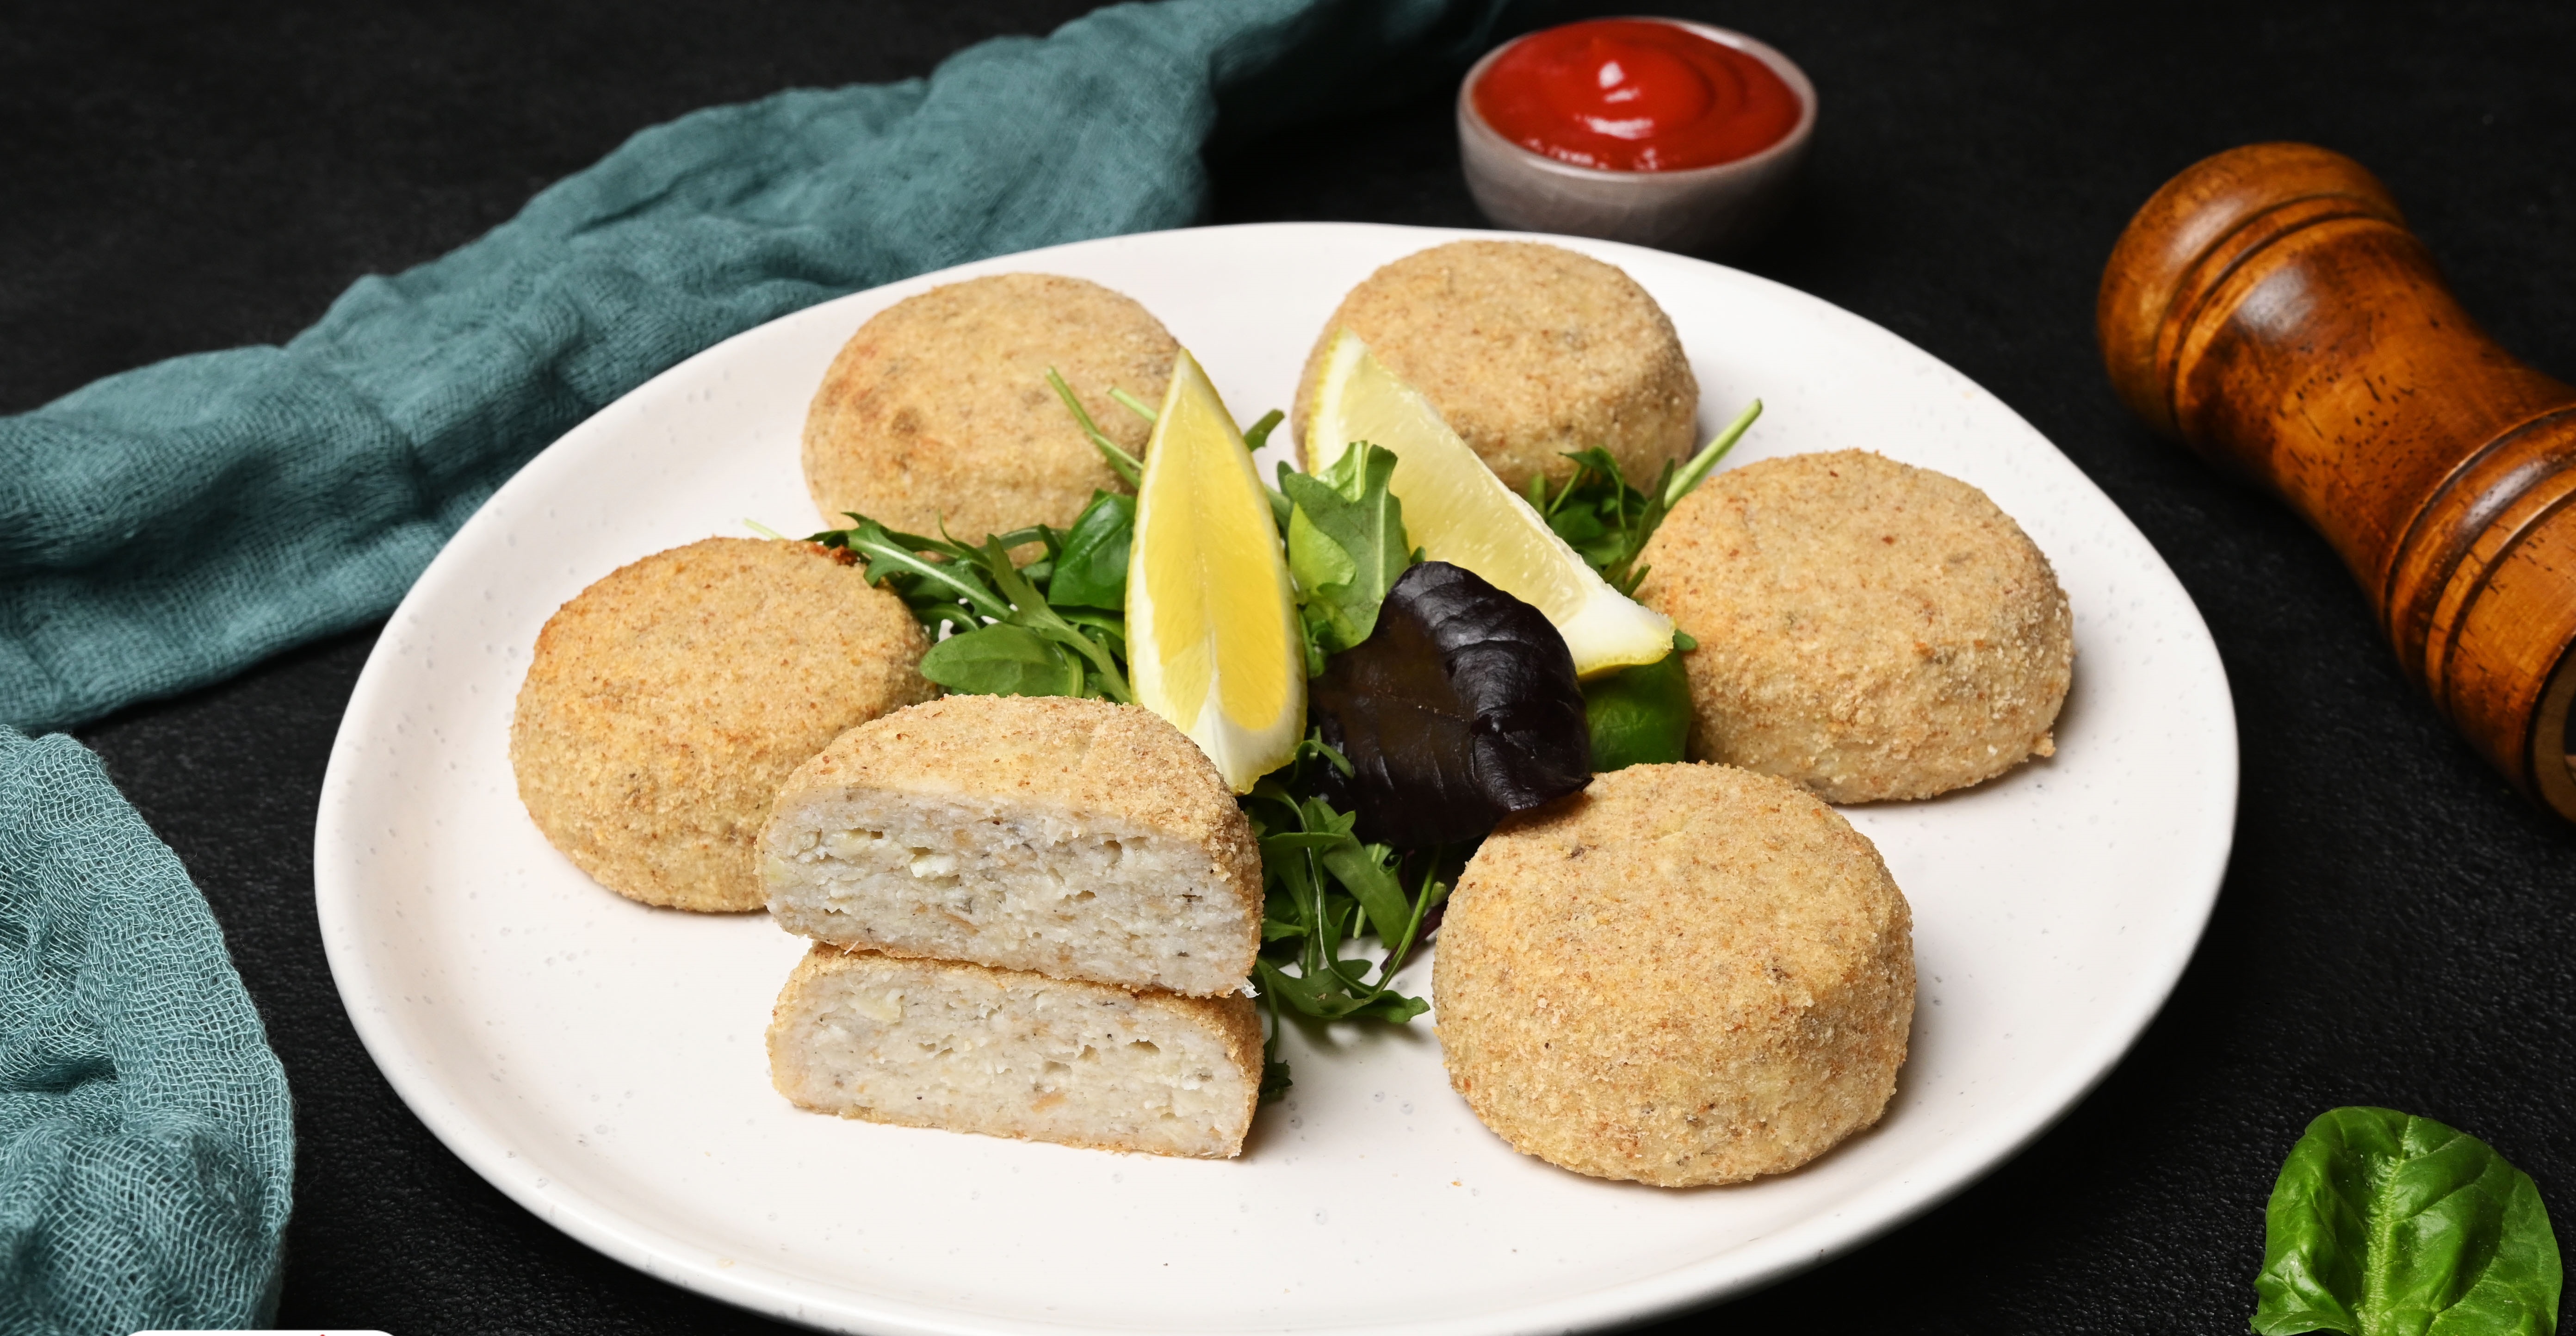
[1457,19,1816,257]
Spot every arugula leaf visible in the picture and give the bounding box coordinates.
[1113,390,1285,461]
[1527,398,1762,594]
[1243,408,1284,453]
[920,624,1085,698]
[2254,1107,2561,1336]
[1045,366,1143,487]
[1241,742,1451,1033]
[978,536,1133,702]
[1109,386,1160,425]
[817,516,1011,631]
[1279,442,1414,660]
[1582,649,1693,772]
[830,380,1474,1101]
[809,507,1131,703]
[1046,491,1133,611]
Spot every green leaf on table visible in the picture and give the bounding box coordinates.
[1046,491,1134,611]
[1277,441,1412,656]
[1582,649,1693,772]
[2254,1106,2561,1336]
[919,623,1084,698]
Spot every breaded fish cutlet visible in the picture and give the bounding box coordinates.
[1293,240,1700,492]
[1434,762,1914,1187]
[802,272,1177,542]
[768,946,1263,1159]
[510,537,935,912]
[1636,450,2073,803]
[762,695,1262,998]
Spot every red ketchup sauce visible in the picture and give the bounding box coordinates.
[1473,19,1800,172]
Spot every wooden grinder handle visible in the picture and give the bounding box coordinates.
[2100,142,2576,819]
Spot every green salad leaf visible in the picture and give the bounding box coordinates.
[1242,740,1453,1100]
[1045,367,1142,487]
[805,376,1770,1101]
[809,495,1133,703]
[919,623,1084,697]
[1526,398,1761,595]
[2254,1107,2561,1336]
[1580,636,1695,771]
[1045,490,1133,611]
[1280,442,1416,668]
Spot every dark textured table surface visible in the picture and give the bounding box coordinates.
[12,2,2576,1331]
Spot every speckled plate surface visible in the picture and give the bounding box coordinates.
[314,223,2236,1336]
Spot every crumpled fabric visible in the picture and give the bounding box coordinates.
[0,1,1522,1330]
[0,726,294,1334]
[0,0,1520,733]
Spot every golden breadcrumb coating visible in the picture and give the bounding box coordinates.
[510,537,935,912]
[769,946,1263,1158]
[1434,762,1914,1187]
[1635,450,2073,802]
[1293,240,1699,491]
[802,272,1176,542]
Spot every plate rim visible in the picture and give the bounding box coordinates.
[314,219,2240,1336]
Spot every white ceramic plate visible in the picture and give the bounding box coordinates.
[316,223,2236,1336]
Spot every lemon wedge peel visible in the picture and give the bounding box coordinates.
[1302,329,1676,677]
[1127,349,1306,792]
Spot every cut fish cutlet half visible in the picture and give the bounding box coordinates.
[769,946,1262,1159]
[761,695,1262,998]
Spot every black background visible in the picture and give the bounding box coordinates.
[11,1,2576,1331]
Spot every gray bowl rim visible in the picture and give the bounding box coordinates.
[1456,17,1819,185]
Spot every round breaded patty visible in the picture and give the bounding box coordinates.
[803,273,1176,543]
[1293,240,1699,491]
[511,538,936,912]
[1636,451,2073,802]
[1434,763,1913,1187]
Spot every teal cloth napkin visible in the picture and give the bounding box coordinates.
[0,0,1517,733]
[0,1,1518,1329]
[0,726,294,1333]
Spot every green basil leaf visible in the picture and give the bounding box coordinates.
[919,624,1084,699]
[1046,491,1134,611]
[2254,1106,2562,1336]
[1582,650,1693,772]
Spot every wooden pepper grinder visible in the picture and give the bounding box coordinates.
[2100,142,2576,820]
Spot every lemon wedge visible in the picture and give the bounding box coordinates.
[1127,348,1305,792]
[1303,329,1675,677]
